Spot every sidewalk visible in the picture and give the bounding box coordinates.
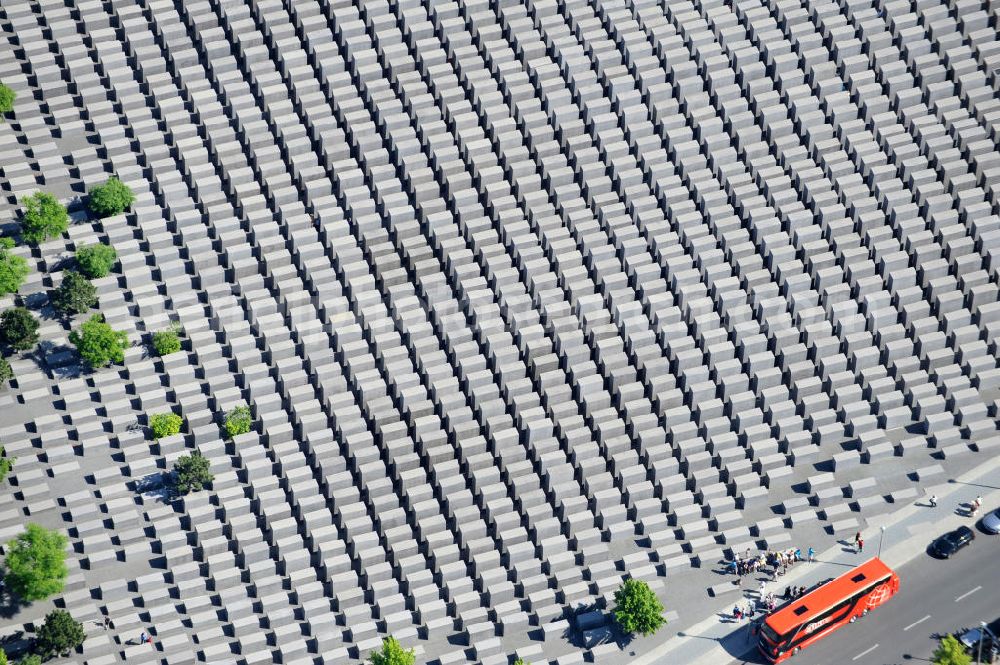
[630,453,1000,665]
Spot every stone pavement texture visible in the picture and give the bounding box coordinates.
[0,0,998,663]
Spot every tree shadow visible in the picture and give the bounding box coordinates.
[28,339,86,379]
[0,581,30,620]
[134,471,174,503]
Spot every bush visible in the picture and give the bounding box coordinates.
[933,635,972,665]
[174,449,213,494]
[368,637,415,665]
[18,656,40,665]
[0,307,40,351]
[0,238,14,249]
[0,83,14,116]
[69,315,129,368]
[0,647,7,665]
[0,445,15,485]
[2,524,68,601]
[152,329,181,356]
[75,243,117,279]
[35,609,84,659]
[52,271,97,315]
[87,177,135,218]
[149,412,183,440]
[20,192,68,245]
[0,358,12,385]
[225,404,252,438]
[0,248,30,296]
[613,579,665,637]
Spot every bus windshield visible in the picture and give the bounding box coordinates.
[760,623,785,645]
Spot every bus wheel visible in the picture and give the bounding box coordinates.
[862,609,869,617]
[850,616,857,623]
[793,647,800,656]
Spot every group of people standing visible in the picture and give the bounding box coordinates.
[728,545,817,625]
[728,545,814,582]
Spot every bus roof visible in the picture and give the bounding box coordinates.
[766,557,894,635]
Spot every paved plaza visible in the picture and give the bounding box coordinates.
[0,0,999,663]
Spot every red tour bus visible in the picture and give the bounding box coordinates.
[758,557,900,662]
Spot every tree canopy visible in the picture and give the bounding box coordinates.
[152,329,181,356]
[931,635,972,665]
[0,358,11,386]
[225,404,252,438]
[150,412,183,440]
[613,578,665,636]
[2,524,68,601]
[368,637,415,665]
[20,192,68,245]
[75,243,117,279]
[174,449,213,494]
[52,271,98,315]
[87,177,135,217]
[35,609,85,658]
[933,635,972,665]
[0,445,14,484]
[0,83,14,116]
[0,307,40,351]
[69,315,129,368]
[0,248,30,296]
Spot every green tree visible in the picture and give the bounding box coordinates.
[368,637,415,665]
[75,243,117,279]
[19,656,41,665]
[2,524,68,601]
[152,329,181,356]
[87,177,135,218]
[225,404,252,438]
[52,271,97,315]
[613,578,665,637]
[0,357,12,386]
[174,449,213,494]
[20,192,68,245]
[0,83,14,116]
[0,646,7,665]
[35,609,84,658]
[933,635,972,665]
[149,412,183,439]
[0,248,30,296]
[0,307,40,351]
[0,444,14,484]
[69,315,128,368]
[513,659,528,665]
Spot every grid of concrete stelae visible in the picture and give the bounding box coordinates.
[1,0,999,662]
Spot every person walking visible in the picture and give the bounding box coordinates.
[139,631,147,645]
[929,494,937,507]
[857,537,864,553]
[759,580,767,597]
[103,616,111,630]
[807,546,815,562]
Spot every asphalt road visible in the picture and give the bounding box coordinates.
[789,523,999,665]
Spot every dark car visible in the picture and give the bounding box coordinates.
[931,526,975,558]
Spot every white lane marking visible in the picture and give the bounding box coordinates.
[904,615,931,631]
[853,644,879,660]
[955,586,981,602]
